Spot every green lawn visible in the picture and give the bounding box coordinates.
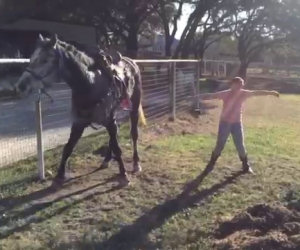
[0,94,299,250]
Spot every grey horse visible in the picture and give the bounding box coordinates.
[15,34,146,185]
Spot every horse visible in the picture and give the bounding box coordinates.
[15,34,146,185]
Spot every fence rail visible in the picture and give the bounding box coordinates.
[0,58,233,178]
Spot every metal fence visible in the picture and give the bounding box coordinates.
[0,58,231,176]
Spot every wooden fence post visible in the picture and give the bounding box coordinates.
[35,90,45,180]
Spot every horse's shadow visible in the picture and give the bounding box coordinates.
[0,165,108,210]
[0,172,122,239]
[0,165,244,246]
[95,167,245,250]
[0,175,37,192]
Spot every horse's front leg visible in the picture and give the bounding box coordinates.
[55,122,86,182]
[106,119,129,185]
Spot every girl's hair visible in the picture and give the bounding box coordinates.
[231,77,245,86]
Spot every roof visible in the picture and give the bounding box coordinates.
[0,19,97,46]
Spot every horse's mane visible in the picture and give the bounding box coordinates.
[56,39,95,86]
[55,39,140,92]
[57,40,94,67]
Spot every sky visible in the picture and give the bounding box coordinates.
[175,4,192,39]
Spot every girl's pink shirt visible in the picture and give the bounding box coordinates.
[216,89,251,123]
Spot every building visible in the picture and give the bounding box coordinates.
[0,19,97,57]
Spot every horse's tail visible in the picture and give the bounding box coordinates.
[125,56,146,126]
[138,104,147,126]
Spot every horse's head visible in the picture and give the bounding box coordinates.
[15,34,61,97]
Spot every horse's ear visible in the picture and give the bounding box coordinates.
[38,33,44,42]
[49,33,58,47]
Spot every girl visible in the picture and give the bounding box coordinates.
[200,77,279,174]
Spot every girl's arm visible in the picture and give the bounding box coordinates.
[198,91,226,100]
[245,90,279,98]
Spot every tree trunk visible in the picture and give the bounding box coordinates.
[238,62,249,79]
[165,36,173,57]
[175,1,210,58]
[174,4,200,58]
[198,50,205,77]
[237,38,248,78]
[198,44,205,60]
[180,16,203,58]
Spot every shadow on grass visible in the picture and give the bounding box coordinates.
[95,169,244,250]
[0,175,123,239]
[57,167,245,250]
[0,164,245,248]
[0,164,109,210]
[0,175,38,192]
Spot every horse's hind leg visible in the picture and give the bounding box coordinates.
[130,89,142,173]
[100,144,112,169]
[106,119,129,184]
[55,122,86,181]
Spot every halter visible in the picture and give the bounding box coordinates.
[24,47,64,102]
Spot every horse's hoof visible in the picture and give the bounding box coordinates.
[51,176,66,188]
[118,174,130,186]
[132,163,142,173]
[100,161,110,170]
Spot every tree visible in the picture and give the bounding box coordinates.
[156,0,186,57]
[217,35,238,58]
[174,0,221,58]
[96,0,159,58]
[278,0,300,37]
[4,0,159,58]
[81,0,160,58]
[190,0,235,59]
[0,0,40,24]
[265,0,300,66]
[232,0,287,78]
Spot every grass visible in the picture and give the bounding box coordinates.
[0,94,299,250]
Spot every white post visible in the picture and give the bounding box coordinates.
[169,62,176,121]
[35,91,45,180]
[195,60,201,110]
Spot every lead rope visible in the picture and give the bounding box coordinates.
[40,88,54,103]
